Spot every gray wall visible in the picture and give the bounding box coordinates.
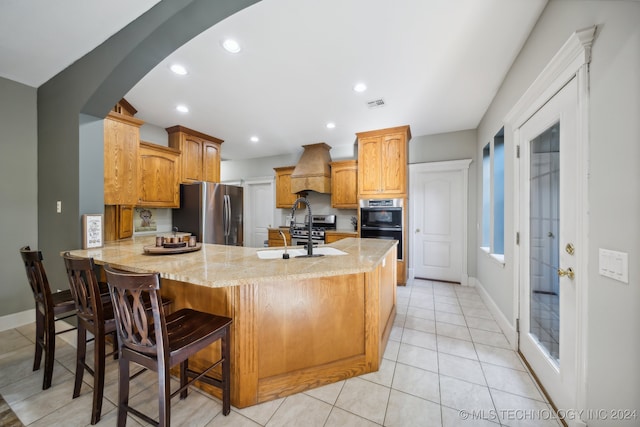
[409,129,478,278]
[0,77,38,316]
[35,0,260,290]
[475,0,640,418]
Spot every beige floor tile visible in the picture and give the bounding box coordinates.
[384,389,442,427]
[436,311,468,327]
[437,322,473,341]
[441,405,501,426]
[0,329,33,355]
[406,306,435,321]
[469,328,511,349]
[475,344,526,371]
[205,410,262,427]
[437,335,478,360]
[439,353,486,386]
[435,301,464,315]
[359,358,395,387]
[401,328,437,351]
[391,363,439,403]
[440,376,495,416]
[490,389,561,427]
[396,343,438,373]
[234,396,284,425]
[482,363,545,401]
[465,316,502,333]
[404,315,436,334]
[304,379,345,404]
[335,377,390,425]
[266,392,331,427]
[324,407,382,427]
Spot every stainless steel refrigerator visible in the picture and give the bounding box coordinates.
[172,182,243,246]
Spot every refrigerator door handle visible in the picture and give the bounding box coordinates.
[224,194,231,237]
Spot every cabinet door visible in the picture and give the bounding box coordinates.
[118,205,134,239]
[380,132,407,195]
[357,136,382,195]
[274,167,299,209]
[182,135,203,182]
[202,141,221,182]
[138,143,180,207]
[104,116,140,205]
[331,160,358,209]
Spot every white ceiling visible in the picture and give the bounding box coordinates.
[1,0,547,161]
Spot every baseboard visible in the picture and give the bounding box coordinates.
[470,277,518,349]
[0,308,35,332]
[0,309,77,348]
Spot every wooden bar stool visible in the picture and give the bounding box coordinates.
[104,265,232,427]
[63,253,119,425]
[19,246,77,390]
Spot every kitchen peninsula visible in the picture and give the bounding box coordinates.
[65,237,397,408]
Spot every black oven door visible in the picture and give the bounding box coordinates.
[360,227,403,260]
[360,208,402,229]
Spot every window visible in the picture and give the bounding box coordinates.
[481,127,505,260]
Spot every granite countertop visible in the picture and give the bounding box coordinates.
[64,237,396,289]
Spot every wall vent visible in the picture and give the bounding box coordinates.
[366,98,385,109]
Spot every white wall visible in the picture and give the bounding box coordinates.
[476,0,640,420]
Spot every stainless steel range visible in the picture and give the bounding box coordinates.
[290,214,336,247]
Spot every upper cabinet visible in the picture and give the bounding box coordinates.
[356,125,411,198]
[274,166,299,209]
[166,125,223,184]
[104,111,144,205]
[330,160,358,209]
[138,142,181,208]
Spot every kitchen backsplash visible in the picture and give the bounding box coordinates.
[278,192,357,230]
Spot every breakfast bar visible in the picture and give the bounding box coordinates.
[65,237,397,408]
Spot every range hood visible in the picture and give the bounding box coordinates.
[290,142,332,194]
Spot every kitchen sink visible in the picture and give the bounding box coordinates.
[256,247,347,259]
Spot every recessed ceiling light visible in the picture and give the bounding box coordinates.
[170,64,187,75]
[176,104,189,113]
[250,136,259,143]
[326,122,336,129]
[353,83,367,93]
[222,38,241,54]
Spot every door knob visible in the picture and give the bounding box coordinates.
[558,267,575,280]
[415,228,420,233]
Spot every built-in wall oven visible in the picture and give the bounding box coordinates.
[360,199,403,260]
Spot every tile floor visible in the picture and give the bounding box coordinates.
[0,278,563,426]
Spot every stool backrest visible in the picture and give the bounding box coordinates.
[19,246,53,311]
[103,265,169,359]
[62,253,104,326]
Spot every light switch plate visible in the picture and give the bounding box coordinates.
[598,248,628,284]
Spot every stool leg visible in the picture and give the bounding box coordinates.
[73,325,87,398]
[158,364,171,427]
[91,328,106,424]
[33,308,44,372]
[117,357,129,427]
[222,328,230,416]
[180,359,188,400]
[42,316,55,390]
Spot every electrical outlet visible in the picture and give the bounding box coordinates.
[56,201,62,213]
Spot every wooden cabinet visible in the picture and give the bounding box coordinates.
[104,205,134,241]
[166,125,223,184]
[356,125,411,198]
[324,231,357,244]
[104,111,144,205]
[138,142,181,208]
[330,160,358,209]
[268,228,291,247]
[274,166,301,209]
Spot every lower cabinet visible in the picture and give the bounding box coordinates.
[324,231,357,244]
[268,228,291,247]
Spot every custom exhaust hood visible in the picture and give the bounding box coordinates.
[290,143,332,194]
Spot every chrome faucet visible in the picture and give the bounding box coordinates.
[290,197,323,258]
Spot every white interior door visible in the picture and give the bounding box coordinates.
[244,179,274,248]
[518,78,578,413]
[411,160,470,283]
